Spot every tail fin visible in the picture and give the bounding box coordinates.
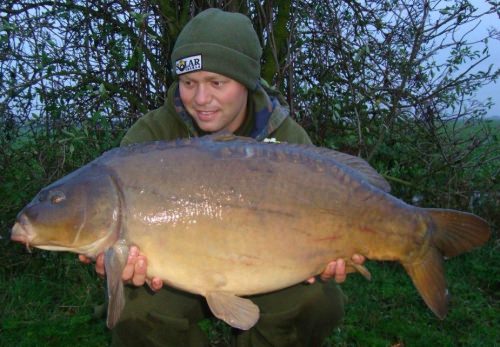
[403,208,490,319]
[426,208,490,258]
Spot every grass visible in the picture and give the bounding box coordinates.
[0,248,110,347]
[325,245,499,346]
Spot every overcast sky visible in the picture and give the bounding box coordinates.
[467,3,499,118]
[432,2,499,119]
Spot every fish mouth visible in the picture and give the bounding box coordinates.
[11,215,35,251]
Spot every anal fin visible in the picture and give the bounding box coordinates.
[347,260,372,280]
[205,291,260,330]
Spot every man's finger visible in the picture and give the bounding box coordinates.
[121,259,135,281]
[95,253,106,277]
[78,254,91,264]
[149,277,164,292]
[352,254,365,265]
[132,257,147,286]
[306,277,316,284]
[334,258,346,283]
[320,261,336,281]
[121,246,140,281]
[129,246,139,258]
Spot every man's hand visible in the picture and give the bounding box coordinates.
[306,254,366,284]
[78,246,163,292]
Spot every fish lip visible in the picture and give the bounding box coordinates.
[11,220,34,251]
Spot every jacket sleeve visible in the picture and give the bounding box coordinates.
[120,114,159,146]
[120,104,191,146]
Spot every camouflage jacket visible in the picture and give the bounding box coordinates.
[121,81,311,146]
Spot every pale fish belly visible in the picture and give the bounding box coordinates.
[124,188,346,296]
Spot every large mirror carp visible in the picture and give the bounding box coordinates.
[11,134,490,330]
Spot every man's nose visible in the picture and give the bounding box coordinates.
[194,84,211,105]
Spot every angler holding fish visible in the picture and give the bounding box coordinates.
[12,9,363,347]
[11,8,490,347]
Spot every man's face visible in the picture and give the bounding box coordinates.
[179,71,248,133]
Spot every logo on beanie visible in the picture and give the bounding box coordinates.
[175,54,202,75]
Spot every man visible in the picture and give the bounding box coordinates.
[82,8,364,347]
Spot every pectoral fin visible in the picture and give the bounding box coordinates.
[205,291,260,330]
[104,240,129,328]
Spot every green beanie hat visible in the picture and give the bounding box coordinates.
[172,8,262,91]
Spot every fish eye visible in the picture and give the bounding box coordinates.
[49,190,66,204]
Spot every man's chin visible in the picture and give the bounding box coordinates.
[195,121,222,133]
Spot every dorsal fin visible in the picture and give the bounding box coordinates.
[320,149,391,192]
[207,134,390,192]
